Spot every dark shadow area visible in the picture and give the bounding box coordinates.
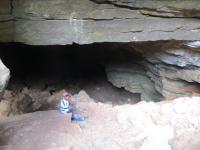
[0,43,141,106]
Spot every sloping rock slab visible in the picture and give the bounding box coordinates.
[1,97,200,150]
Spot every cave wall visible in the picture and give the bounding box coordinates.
[1,42,200,101]
[0,0,200,45]
[106,41,200,100]
[0,0,200,101]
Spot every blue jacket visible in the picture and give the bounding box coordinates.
[60,97,69,114]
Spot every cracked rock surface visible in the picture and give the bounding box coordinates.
[0,0,200,45]
[93,0,200,18]
[0,95,200,150]
[105,41,200,100]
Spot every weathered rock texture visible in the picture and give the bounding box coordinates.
[132,41,200,99]
[106,63,162,102]
[0,0,200,45]
[93,0,200,18]
[0,59,10,98]
[1,0,200,101]
[0,96,200,150]
[106,41,200,100]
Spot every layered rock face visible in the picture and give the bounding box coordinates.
[0,0,200,45]
[106,41,200,100]
[93,0,200,18]
[0,0,200,101]
[106,63,162,102]
[133,41,200,99]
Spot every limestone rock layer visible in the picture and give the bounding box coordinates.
[0,0,200,45]
[106,41,200,100]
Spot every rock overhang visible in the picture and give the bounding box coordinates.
[1,0,200,102]
[0,0,200,45]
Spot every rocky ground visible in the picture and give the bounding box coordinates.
[0,0,200,148]
[0,67,200,150]
[0,92,200,150]
[0,76,140,118]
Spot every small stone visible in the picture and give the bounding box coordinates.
[74,90,94,103]
[0,100,11,117]
[186,41,200,48]
[3,90,13,100]
[21,87,30,95]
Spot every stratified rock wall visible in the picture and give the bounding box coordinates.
[1,0,200,101]
[0,0,13,42]
[0,0,200,45]
[129,41,200,99]
[106,63,162,102]
[106,41,200,100]
[93,0,200,18]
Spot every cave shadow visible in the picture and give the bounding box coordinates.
[0,43,141,106]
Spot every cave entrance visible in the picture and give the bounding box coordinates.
[0,43,144,113]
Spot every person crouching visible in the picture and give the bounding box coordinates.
[60,92,85,122]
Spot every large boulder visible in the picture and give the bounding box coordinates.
[0,59,10,98]
[0,100,11,117]
[0,97,200,150]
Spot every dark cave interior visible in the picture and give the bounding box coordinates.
[0,43,141,107]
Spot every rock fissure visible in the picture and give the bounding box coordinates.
[0,19,13,23]
[149,27,183,33]
[120,30,143,33]
[92,0,200,18]
[10,0,13,14]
